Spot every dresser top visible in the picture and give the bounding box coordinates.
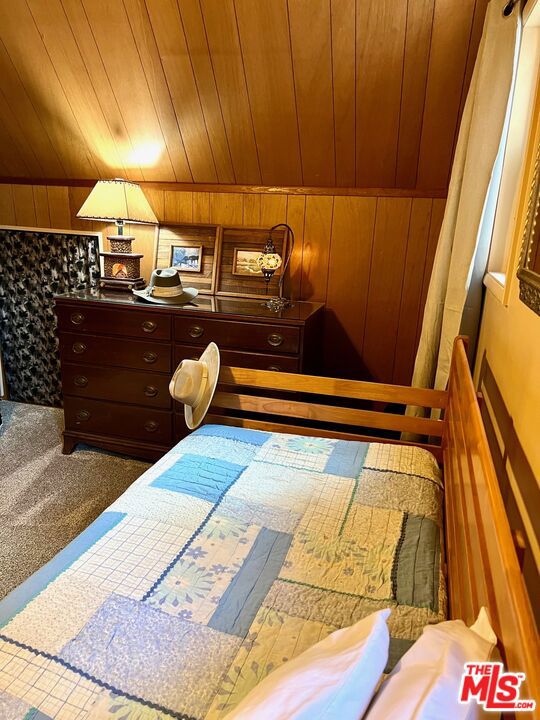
[55,289,324,324]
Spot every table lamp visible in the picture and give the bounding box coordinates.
[257,223,295,311]
[77,178,158,291]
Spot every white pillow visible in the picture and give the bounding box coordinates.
[365,608,497,720]
[225,608,391,720]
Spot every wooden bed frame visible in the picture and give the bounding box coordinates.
[206,336,539,707]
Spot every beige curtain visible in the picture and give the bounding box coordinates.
[411,0,521,394]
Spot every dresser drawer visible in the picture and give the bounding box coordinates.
[56,304,171,340]
[62,363,172,409]
[174,344,299,372]
[174,317,300,354]
[60,333,171,373]
[64,396,172,444]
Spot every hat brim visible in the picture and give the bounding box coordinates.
[133,287,198,304]
[185,342,220,429]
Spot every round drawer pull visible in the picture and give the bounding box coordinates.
[72,341,87,355]
[70,312,85,326]
[144,420,159,433]
[188,325,204,339]
[76,409,90,422]
[144,385,158,398]
[267,365,281,372]
[141,320,157,334]
[267,332,284,347]
[142,351,157,364]
[74,375,88,388]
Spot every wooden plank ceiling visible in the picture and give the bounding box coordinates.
[0,0,487,189]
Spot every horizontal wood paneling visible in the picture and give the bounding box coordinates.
[0,0,486,190]
[0,182,444,384]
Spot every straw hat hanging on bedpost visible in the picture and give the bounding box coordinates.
[169,343,220,429]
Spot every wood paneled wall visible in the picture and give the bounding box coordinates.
[0,0,487,190]
[0,182,444,385]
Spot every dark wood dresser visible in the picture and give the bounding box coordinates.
[54,291,323,460]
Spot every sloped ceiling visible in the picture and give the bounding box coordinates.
[0,0,487,189]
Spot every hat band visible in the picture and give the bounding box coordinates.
[150,285,183,298]
[192,362,208,408]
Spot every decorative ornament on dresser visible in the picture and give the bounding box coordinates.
[76,178,158,292]
[258,223,295,312]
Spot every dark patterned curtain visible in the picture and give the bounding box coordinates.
[0,229,100,406]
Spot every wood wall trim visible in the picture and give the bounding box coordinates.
[0,224,101,238]
[0,177,448,199]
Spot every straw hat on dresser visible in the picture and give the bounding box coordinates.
[169,343,220,429]
[133,267,198,305]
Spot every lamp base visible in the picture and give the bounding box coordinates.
[99,276,146,292]
[261,297,294,312]
[100,251,144,290]
[108,234,136,253]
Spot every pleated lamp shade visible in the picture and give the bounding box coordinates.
[76,178,158,225]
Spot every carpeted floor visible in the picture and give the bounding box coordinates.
[0,401,151,600]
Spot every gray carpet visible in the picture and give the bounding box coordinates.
[0,401,151,599]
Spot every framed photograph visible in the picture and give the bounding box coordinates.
[170,244,203,273]
[232,248,264,277]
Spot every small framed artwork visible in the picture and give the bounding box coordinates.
[216,225,288,298]
[170,244,203,273]
[232,248,264,277]
[155,224,221,294]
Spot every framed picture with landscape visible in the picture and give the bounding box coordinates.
[155,222,288,299]
[216,225,288,298]
[170,244,202,273]
[232,248,264,277]
[154,223,221,294]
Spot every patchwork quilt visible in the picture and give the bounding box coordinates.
[0,425,446,720]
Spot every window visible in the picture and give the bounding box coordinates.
[484,0,540,303]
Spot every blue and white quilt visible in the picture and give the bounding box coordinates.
[0,425,446,719]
